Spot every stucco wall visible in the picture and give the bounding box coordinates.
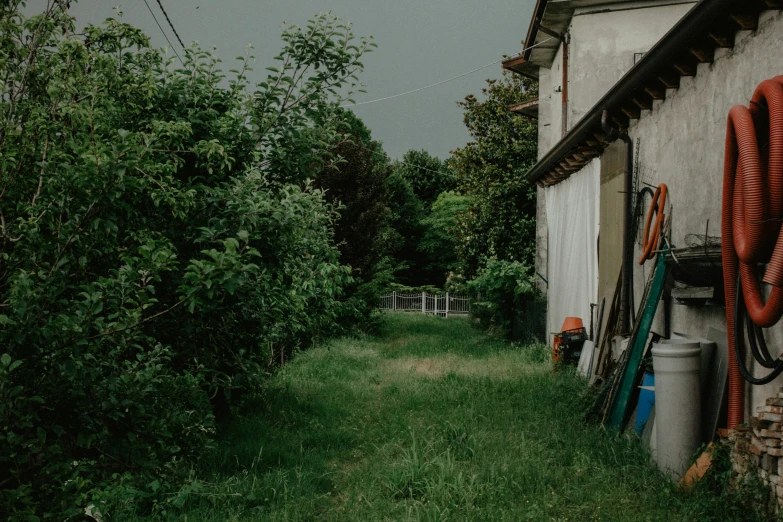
[535,1,693,304]
[625,10,783,418]
[536,1,695,162]
[568,2,695,128]
[536,69,553,296]
[541,43,565,147]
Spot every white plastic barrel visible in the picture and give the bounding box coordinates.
[652,339,702,480]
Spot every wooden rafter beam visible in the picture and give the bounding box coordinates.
[689,43,715,63]
[621,104,641,120]
[632,92,654,111]
[644,82,666,101]
[673,60,697,76]
[657,70,681,89]
[730,12,759,30]
[611,112,630,130]
[708,28,735,48]
[565,156,583,168]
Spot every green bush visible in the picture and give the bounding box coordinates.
[467,259,543,340]
[386,283,443,295]
[0,3,373,518]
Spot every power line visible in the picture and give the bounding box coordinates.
[155,0,186,49]
[341,36,555,108]
[368,149,448,177]
[341,60,502,108]
[392,158,447,177]
[142,0,182,64]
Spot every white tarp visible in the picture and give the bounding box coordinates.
[545,159,600,344]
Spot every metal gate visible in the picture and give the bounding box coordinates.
[377,292,471,317]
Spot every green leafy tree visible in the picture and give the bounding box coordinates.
[451,73,538,277]
[314,110,395,325]
[384,150,457,287]
[316,110,389,278]
[383,171,426,286]
[0,3,373,517]
[394,149,456,206]
[418,191,470,286]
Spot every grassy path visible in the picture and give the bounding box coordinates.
[129,314,761,521]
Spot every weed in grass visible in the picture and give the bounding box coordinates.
[441,421,476,461]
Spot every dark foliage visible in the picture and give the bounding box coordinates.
[451,73,539,278]
[314,111,395,327]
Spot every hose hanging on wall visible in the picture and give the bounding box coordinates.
[722,76,783,429]
[638,184,668,264]
[634,186,655,232]
[626,186,656,324]
[733,273,783,385]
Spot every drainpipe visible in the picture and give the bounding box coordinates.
[601,110,634,336]
[561,33,569,136]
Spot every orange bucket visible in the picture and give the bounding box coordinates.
[553,317,584,362]
[561,317,584,332]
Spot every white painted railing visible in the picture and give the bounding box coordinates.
[377,291,471,317]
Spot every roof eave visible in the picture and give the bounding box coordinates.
[523,0,549,61]
[501,56,540,79]
[510,98,540,119]
[525,0,762,186]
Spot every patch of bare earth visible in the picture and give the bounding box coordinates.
[383,354,539,380]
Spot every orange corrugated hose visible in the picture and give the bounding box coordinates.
[638,184,668,264]
[723,76,783,429]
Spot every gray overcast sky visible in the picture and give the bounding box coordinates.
[29,0,535,159]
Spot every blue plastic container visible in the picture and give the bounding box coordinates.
[635,372,655,435]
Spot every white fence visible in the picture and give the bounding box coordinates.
[377,292,471,318]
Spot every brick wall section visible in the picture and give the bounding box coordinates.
[728,389,783,508]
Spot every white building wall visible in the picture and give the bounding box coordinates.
[536,1,695,160]
[535,69,553,296]
[537,68,555,158]
[535,1,693,307]
[626,10,783,418]
[543,43,565,145]
[568,2,695,128]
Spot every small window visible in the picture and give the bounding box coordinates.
[633,52,646,65]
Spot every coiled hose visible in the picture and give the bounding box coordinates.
[639,184,668,264]
[734,272,783,385]
[722,76,783,429]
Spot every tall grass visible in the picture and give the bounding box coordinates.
[117,314,776,521]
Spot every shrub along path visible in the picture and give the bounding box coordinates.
[126,314,771,521]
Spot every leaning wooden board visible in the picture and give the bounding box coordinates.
[606,252,669,431]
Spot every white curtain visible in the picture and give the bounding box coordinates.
[545,159,600,343]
